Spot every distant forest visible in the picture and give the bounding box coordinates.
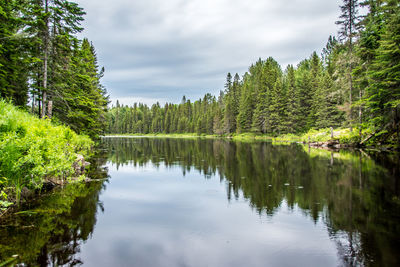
[106,0,400,144]
[0,0,108,139]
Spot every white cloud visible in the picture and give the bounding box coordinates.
[76,0,342,104]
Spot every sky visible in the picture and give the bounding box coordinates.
[76,0,342,106]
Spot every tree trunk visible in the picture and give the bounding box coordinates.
[397,108,399,147]
[41,0,49,119]
[31,93,35,113]
[349,1,354,132]
[349,67,353,132]
[359,88,362,137]
[47,100,53,119]
[348,42,353,132]
[38,92,41,118]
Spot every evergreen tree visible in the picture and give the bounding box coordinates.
[22,0,85,118]
[284,65,301,133]
[237,74,254,133]
[354,0,385,133]
[308,52,323,129]
[52,39,108,138]
[0,0,30,106]
[232,73,241,116]
[336,0,361,130]
[296,59,313,132]
[223,73,236,133]
[314,73,334,129]
[251,57,281,134]
[251,91,269,133]
[364,0,400,140]
[269,78,287,134]
[322,35,339,75]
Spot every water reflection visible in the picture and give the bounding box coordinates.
[1,137,399,266]
[103,137,400,266]
[0,147,109,266]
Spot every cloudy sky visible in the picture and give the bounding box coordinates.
[76,0,342,106]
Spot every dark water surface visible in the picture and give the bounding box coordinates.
[1,137,399,266]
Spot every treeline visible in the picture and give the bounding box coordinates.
[107,55,344,135]
[0,0,108,138]
[106,0,400,144]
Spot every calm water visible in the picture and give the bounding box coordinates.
[1,137,399,266]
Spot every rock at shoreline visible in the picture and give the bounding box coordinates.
[308,140,353,149]
[72,154,91,176]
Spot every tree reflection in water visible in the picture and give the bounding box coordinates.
[104,137,399,266]
[0,146,109,266]
[0,138,399,266]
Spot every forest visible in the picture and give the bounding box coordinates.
[106,0,400,147]
[0,0,108,139]
[0,0,108,208]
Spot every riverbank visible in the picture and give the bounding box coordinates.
[104,126,398,150]
[0,100,94,214]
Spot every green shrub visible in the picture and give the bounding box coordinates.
[0,100,93,204]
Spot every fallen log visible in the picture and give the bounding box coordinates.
[360,123,391,145]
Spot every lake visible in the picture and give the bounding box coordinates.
[1,137,399,266]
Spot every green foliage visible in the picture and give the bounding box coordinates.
[0,176,107,265]
[351,0,400,145]
[364,2,400,126]
[299,127,374,144]
[0,100,93,202]
[237,74,255,133]
[0,0,108,139]
[0,177,12,211]
[51,39,109,139]
[0,0,30,106]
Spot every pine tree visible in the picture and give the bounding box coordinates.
[52,39,108,138]
[269,78,286,134]
[251,91,269,133]
[296,59,313,132]
[213,108,223,135]
[322,35,339,75]
[232,73,241,117]
[0,0,30,106]
[308,52,323,129]
[250,57,281,134]
[22,0,85,118]
[237,74,255,133]
[364,1,400,140]
[223,73,236,133]
[354,0,385,134]
[314,73,331,129]
[284,65,301,133]
[336,0,361,130]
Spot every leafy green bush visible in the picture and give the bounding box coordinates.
[300,128,332,142]
[0,100,93,204]
[337,129,362,144]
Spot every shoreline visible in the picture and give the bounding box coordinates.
[101,132,399,152]
[0,155,92,220]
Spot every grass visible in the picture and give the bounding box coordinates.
[0,100,93,207]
